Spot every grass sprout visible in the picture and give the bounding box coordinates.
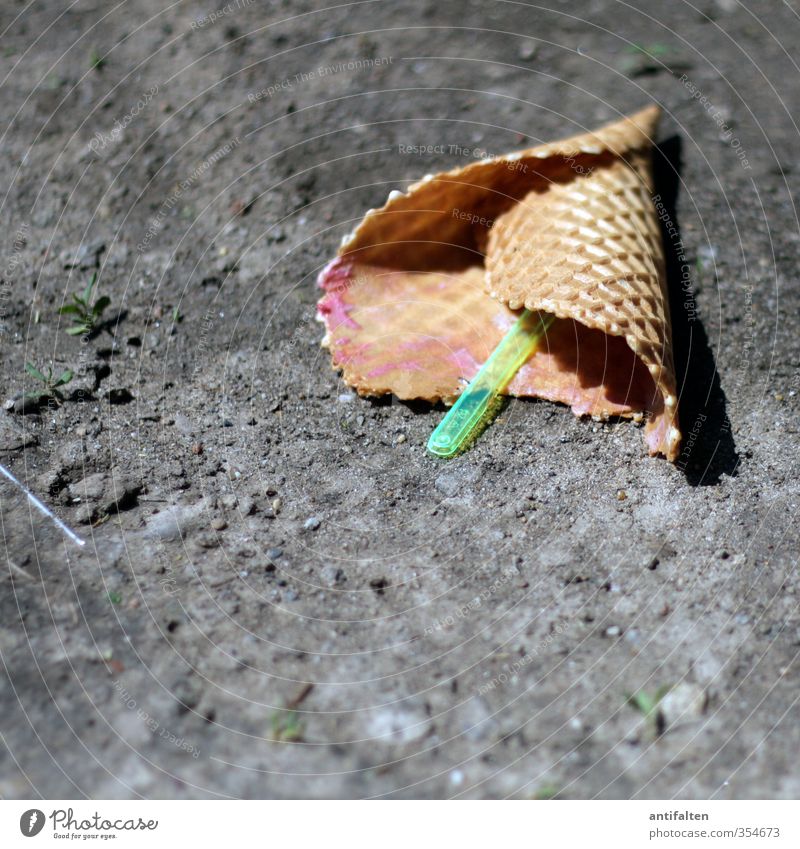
[59,273,110,335]
[626,684,672,739]
[269,709,304,742]
[24,361,74,405]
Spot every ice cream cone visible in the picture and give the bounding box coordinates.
[317,106,682,461]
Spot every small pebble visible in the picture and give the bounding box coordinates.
[660,682,708,728]
[196,532,221,549]
[396,434,406,444]
[272,497,282,513]
[320,565,346,586]
[238,496,256,516]
[616,489,627,501]
[211,517,227,531]
[304,516,321,531]
[605,625,622,637]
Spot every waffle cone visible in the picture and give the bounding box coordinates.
[318,106,682,461]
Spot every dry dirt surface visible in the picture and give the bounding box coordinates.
[1,0,799,799]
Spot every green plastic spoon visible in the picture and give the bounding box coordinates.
[427,309,554,458]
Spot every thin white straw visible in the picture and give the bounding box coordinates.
[0,461,85,547]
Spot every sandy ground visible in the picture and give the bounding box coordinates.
[0,0,798,799]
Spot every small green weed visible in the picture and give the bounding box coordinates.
[626,684,672,739]
[59,273,111,335]
[269,710,304,742]
[532,783,559,800]
[24,362,74,405]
